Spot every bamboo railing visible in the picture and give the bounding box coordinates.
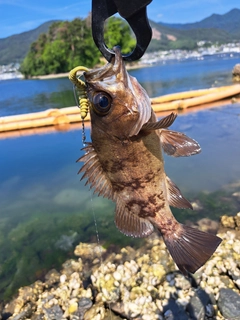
[1,84,240,135]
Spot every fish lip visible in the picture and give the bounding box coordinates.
[112,46,129,87]
[84,46,129,88]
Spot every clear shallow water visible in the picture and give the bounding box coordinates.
[0,54,240,299]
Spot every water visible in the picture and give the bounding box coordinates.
[0,54,240,299]
[0,53,238,117]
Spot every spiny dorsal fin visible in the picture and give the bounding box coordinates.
[115,198,154,238]
[166,176,193,209]
[142,112,177,131]
[160,129,201,157]
[77,143,115,200]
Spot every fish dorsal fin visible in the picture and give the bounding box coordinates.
[115,198,154,238]
[160,129,201,157]
[142,112,177,131]
[77,143,115,200]
[166,176,193,209]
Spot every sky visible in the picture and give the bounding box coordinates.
[0,0,239,39]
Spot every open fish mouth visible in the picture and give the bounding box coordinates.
[84,47,129,90]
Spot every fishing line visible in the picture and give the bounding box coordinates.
[90,196,103,265]
[90,195,113,320]
[70,66,113,318]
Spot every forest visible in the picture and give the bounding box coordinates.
[20,16,136,77]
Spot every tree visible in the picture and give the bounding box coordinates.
[20,16,136,77]
[104,16,136,54]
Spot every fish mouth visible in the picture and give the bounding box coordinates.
[84,46,129,88]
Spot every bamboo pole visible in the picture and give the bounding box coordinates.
[150,86,233,104]
[0,84,240,133]
[152,84,240,112]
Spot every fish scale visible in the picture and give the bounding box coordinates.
[75,47,222,275]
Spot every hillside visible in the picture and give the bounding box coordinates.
[147,19,233,52]
[146,9,240,52]
[1,8,239,65]
[159,8,240,35]
[0,21,58,65]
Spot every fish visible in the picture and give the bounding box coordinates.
[77,47,222,275]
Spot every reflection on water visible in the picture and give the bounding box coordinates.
[0,54,239,117]
[0,78,76,116]
[130,56,234,98]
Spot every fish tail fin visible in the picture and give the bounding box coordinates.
[162,223,222,275]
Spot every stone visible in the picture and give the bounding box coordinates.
[44,269,60,286]
[186,289,211,320]
[163,298,189,320]
[220,215,236,229]
[218,288,240,319]
[78,297,93,318]
[43,305,63,319]
[197,218,219,233]
[232,64,240,82]
[235,212,240,228]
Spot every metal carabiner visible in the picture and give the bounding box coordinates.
[91,0,153,62]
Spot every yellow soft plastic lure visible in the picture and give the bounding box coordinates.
[69,66,91,120]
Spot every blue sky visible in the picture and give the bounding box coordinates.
[0,0,239,39]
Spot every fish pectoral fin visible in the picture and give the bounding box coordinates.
[115,198,154,238]
[142,112,177,131]
[160,129,201,157]
[166,176,193,209]
[77,143,115,200]
[163,224,222,275]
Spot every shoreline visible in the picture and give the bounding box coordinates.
[31,62,147,80]
[1,213,240,319]
[1,50,240,81]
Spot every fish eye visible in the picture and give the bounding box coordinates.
[92,92,112,115]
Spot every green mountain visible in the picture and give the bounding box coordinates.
[0,21,58,65]
[1,8,239,65]
[159,8,240,34]
[146,8,240,52]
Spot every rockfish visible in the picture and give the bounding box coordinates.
[78,47,221,274]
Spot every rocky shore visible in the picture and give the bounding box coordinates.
[1,213,240,320]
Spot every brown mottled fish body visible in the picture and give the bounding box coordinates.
[78,48,221,275]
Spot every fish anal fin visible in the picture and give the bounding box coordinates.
[77,142,115,200]
[166,176,193,209]
[115,198,154,238]
[160,129,201,157]
[142,112,177,131]
[163,224,222,275]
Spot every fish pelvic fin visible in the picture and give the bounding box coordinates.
[160,129,201,157]
[77,143,115,200]
[115,198,154,238]
[141,112,201,157]
[162,223,222,275]
[141,112,177,131]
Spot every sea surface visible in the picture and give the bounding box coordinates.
[0,53,240,298]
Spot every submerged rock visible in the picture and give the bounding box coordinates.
[220,215,236,229]
[1,213,240,320]
[232,64,240,82]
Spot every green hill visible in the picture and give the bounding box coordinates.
[1,8,239,65]
[146,9,239,52]
[0,21,58,65]
[159,8,240,35]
